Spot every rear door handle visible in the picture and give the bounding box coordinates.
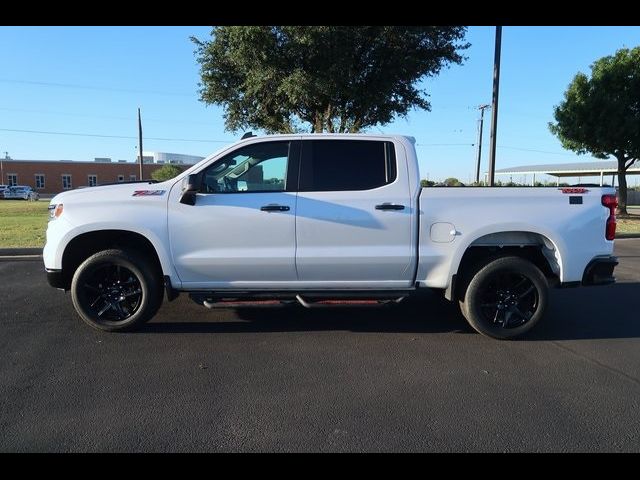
[375,203,405,211]
[260,204,290,212]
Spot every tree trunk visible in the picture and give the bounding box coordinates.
[616,155,628,215]
[324,104,333,133]
[338,115,346,133]
[314,112,323,133]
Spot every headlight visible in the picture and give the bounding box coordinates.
[48,203,63,220]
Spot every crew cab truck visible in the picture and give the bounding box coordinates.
[43,134,618,339]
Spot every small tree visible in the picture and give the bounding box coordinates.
[151,164,184,182]
[549,47,640,214]
[192,26,469,134]
[443,177,462,186]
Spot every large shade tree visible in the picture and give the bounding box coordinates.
[549,47,640,214]
[192,26,468,134]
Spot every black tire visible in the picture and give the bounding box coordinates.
[71,249,163,332]
[459,256,548,340]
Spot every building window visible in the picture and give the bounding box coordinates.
[62,174,72,190]
[88,175,97,187]
[7,174,18,186]
[117,175,125,182]
[129,174,137,181]
[35,174,45,189]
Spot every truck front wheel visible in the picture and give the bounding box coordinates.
[70,249,163,332]
[459,256,548,340]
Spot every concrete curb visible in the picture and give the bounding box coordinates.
[0,248,43,256]
[0,255,42,262]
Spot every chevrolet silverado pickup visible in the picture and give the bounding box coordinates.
[43,134,618,339]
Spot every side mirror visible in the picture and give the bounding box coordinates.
[179,173,200,206]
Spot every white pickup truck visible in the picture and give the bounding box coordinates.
[43,134,618,339]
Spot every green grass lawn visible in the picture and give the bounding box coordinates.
[0,199,639,249]
[617,214,640,234]
[0,200,49,248]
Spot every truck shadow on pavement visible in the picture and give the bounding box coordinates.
[140,282,640,341]
[527,282,640,341]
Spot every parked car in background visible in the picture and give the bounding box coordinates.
[0,184,9,197]
[3,185,40,201]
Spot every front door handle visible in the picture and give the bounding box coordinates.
[375,203,405,211]
[260,204,290,212]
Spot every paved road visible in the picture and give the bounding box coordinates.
[1,240,639,452]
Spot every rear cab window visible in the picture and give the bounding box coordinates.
[299,140,396,192]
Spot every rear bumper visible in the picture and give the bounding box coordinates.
[46,268,67,290]
[582,256,618,286]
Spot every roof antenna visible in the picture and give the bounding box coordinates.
[241,131,256,140]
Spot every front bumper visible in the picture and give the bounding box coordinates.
[582,256,618,286]
[46,268,67,290]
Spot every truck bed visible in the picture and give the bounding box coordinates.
[416,186,615,289]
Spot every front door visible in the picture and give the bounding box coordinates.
[169,140,299,289]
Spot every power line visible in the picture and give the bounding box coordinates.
[415,143,581,157]
[0,106,133,121]
[0,128,476,148]
[0,127,587,157]
[0,78,193,97]
[498,145,581,157]
[0,127,231,144]
[415,143,474,147]
[0,106,217,126]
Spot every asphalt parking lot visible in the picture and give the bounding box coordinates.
[1,240,639,452]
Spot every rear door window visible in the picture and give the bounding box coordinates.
[299,140,396,192]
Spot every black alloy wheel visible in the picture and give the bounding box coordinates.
[459,256,549,340]
[82,264,143,322]
[477,271,539,329]
[71,249,163,332]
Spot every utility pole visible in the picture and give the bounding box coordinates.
[138,108,144,180]
[475,104,491,184]
[487,26,502,186]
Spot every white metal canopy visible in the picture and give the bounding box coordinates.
[494,159,640,186]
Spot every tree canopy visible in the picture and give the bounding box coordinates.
[192,26,468,134]
[549,47,640,214]
[443,177,463,186]
[151,164,184,182]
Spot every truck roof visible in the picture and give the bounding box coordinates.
[240,133,417,144]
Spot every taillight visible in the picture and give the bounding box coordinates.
[48,203,63,221]
[602,194,617,241]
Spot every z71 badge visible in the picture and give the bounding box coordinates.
[132,190,166,196]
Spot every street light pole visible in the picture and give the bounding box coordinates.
[475,104,490,184]
[487,26,502,186]
[138,108,144,180]
[1,151,8,185]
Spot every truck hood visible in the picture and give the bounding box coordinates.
[49,180,175,205]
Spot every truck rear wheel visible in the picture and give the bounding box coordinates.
[459,256,548,339]
[70,249,163,332]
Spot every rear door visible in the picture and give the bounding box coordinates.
[295,139,415,288]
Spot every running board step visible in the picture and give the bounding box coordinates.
[198,295,407,309]
[295,295,406,309]
[202,299,295,309]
